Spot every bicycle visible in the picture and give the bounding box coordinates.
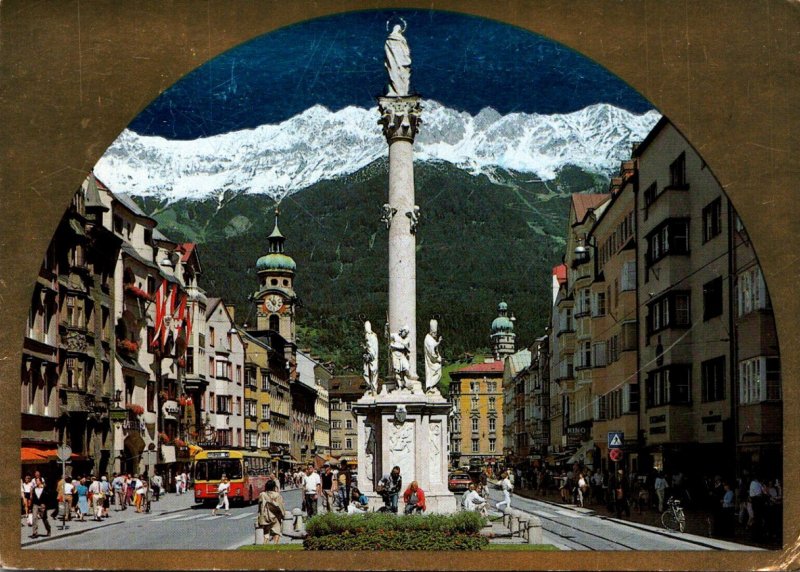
[661,497,686,532]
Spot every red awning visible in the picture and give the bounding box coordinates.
[21,446,81,464]
[21,447,48,463]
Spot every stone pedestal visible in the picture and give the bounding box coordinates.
[353,391,457,514]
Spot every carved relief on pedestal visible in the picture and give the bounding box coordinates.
[388,421,414,479]
[364,423,375,483]
[429,422,442,484]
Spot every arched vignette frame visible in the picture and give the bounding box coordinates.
[1,1,797,570]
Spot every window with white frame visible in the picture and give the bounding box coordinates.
[737,266,769,316]
[345,419,353,430]
[471,418,479,432]
[345,438,352,449]
[489,417,496,432]
[739,356,781,404]
[261,404,270,420]
[702,197,723,243]
[576,341,591,369]
[489,438,496,452]
[646,365,691,408]
[592,341,607,367]
[260,432,269,448]
[488,397,496,411]
[620,261,636,291]
[472,439,479,453]
[577,289,591,316]
[592,291,606,317]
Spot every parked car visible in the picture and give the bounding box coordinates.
[448,472,473,492]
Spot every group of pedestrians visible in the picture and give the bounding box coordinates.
[20,470,175,539]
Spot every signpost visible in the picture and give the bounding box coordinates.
[56,445,72,529]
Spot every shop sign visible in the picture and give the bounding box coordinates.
[162,400,180,420]
[122,419,144,432]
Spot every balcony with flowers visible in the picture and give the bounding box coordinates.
[116,338,139,356]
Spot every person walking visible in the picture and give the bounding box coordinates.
[62,477,75,522]
[112,473,126,510]
[99,476,111,518]
[174,472,184,495]
[303,465,322,517]
[611,469,631,518]
[88,476,103,521]
[21,475,33,526]
[654,472,668,513]
[211,474,231,516]
[29,477,51,538]
[403,481,426,514]
[576,472,588,508]
[75,477,89,521]
[320,463,335,513]
[258,480,286,545]
[338,460,352,512]
[124,474,134,506]
[496,471,513,512]
[151,473,163,501]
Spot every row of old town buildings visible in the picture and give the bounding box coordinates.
[21,117,782,490]
[499,118,781,485]
[21,173,333,484]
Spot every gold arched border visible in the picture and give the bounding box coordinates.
[1,1,798,569]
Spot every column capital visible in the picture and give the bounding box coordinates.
[377,95,423,143]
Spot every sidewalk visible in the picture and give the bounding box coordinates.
[21,491,196,547]
[512,486,779,550]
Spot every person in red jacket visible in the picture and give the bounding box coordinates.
[403,481,426,514]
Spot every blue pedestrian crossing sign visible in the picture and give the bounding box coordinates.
[608,432,624,449]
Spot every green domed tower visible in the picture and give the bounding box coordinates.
[254,210,296,342]
[490,301,516,359]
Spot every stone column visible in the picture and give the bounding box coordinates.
[378,95,423,380]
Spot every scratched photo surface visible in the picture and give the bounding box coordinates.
[5,3,795,569]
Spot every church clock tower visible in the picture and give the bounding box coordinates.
[253,210,297,343]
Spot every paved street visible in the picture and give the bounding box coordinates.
[23,488,303,550]
[22,485,764,551]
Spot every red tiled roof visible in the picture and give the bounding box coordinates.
[179,242,196,262]
[553,263,567,285]
[452,361,505,375]
[571,193,610,224]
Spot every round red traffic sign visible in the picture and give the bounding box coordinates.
[608,448,623,462]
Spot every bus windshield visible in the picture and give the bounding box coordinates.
[194,459,243,481]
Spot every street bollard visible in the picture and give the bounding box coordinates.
[527,515,543,545]
[254,522,265,545]
[291,508,306,534]
[502,507,512,529]
[509,511,520,536]
[518,516,530,539]
[282,515,294,536]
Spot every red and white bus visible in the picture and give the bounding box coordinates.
[193,449,271,505]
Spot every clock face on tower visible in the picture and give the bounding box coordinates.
[265,294,283,313]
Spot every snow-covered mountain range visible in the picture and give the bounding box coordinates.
[95,101,660,202]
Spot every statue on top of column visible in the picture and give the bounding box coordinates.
[362,320,379,395]
[385,20,411,97]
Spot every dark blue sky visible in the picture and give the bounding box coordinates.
[130,9,653,140]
